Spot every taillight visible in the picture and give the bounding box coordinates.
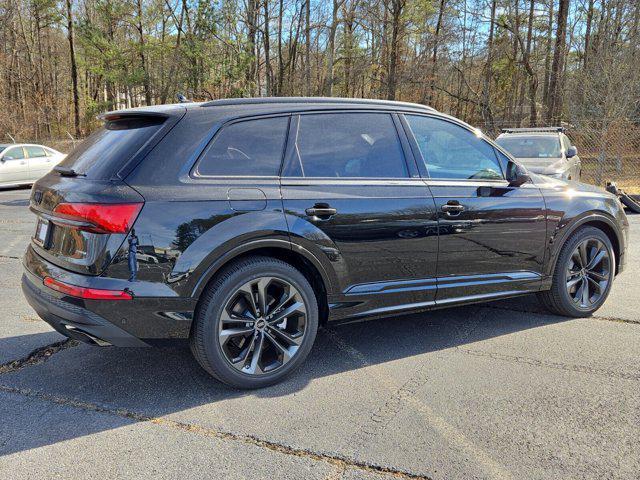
[44,277,132,300]
[52,202,142,234]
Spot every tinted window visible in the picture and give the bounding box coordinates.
[24,146,46,158]
[57,116,165,179]
[406,115,503,180]
[4,147,25,160]
[196,117,288,177]
[495,135,562,159]
[284,113,408,178]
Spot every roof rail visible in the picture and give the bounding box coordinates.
[501,126,565,133]
[201,96,437,111]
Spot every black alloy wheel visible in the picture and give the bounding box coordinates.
[538,226,615,317]
[190,256,318,388]
[564,238,611,309]
[218,276,308,375]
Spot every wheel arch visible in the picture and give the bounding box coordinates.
[191,240,333,325]
[548,212,622,277]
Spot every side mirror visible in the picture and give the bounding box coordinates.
[566,146,578,158]
[507,161,531,187]
[2,155,12,161]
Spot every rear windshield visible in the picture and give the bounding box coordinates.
[56,116,165,178]
[495,136,561,158]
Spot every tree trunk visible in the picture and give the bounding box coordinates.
[245,0,258,95]
[481,0,496,128]
[525,0,537,126]
[427,0,446,106]
[542,0,554,111]
[323,0,341,96]
[65,0,81,137]
[583,0,595,69]
[546,0,570,123]
[277,0,284,95]
[263,0,273,95]
[386,0,404,100]
[136,0,152,105]
[304,0,311,95]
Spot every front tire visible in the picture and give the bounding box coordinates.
[538,226,614,317]
[190,256,318,389]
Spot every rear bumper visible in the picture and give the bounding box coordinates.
[22,245,196,344]
[22,272,149,347]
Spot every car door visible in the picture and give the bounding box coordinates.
[280,111,439,320]
[401,114,547,304]
[23,145,51,180]
[0,146,29,184]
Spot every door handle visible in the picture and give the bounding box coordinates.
[305,204,337,219]
[441,201,465,216]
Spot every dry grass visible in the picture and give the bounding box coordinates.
[581,157,640,194]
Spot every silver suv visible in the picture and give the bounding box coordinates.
[495,127,581,181]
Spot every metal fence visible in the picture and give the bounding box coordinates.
[482,120,640,193]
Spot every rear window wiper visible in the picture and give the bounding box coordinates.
[54,166,86,177]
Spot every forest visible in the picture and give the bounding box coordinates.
[1,0,639,188]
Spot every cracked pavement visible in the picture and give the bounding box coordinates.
[0,187,639,479]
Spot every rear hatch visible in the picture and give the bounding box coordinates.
[29,110,182,276]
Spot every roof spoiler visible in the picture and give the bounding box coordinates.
[501,127,566,133]
[98,111,170,122]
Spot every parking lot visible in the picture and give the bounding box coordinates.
[0,186,638,480]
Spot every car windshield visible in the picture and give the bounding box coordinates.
[0,146,6,154]
[496,136,562,158]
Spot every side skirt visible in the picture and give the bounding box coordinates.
[328,272,543,323]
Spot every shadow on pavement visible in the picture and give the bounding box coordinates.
[0,301,570,457]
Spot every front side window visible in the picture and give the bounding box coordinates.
[24,146,46,158]
[196,116,289,177]
[4,147,25,160]
[405,115,503,180]
[284,113,408,178]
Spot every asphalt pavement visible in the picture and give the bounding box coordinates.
[0,186,638,480]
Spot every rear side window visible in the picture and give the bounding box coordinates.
[56,116,165,179]
[406,115,503,180]
[283,113,408,178]
[24,146,46,158]
[195,117,289,177]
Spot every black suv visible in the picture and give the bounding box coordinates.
[22,98,629,388]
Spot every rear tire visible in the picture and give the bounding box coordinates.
[537,226,614,317]
[190,256,318,389]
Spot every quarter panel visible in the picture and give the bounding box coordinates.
[104,180,290,298]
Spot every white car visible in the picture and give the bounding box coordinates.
[0,144,66,187]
